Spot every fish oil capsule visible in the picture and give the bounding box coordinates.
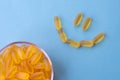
[74,13,83,26]
[6,66,17,79]
[14,46,26,60]
[34,63,46,70]
[11,50,21,64]
[20,61,34,74]
[82,17,92,30]
[2,48,11,61]
[54,16,62,30]
[29,52,43,65]
[3,53,14,72]
[93,32,105,44]
[15,72,29,80]
[66,39,80,48]
[26,45,39,59]
[58,29,68,43]
[30,72,44,80]
[80,40,94,47]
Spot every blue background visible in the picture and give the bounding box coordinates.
[0,0,120,80]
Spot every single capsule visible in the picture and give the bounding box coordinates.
[15,72,29,80]
[14,46,26,60]
[5,66,17,79]
[30,72,44,80]
[66,39,80,48]
[93,32,105,44]
[20,60,34,74]
[80,40,94,47]
[26,45,39,59]
[2,48,11,61]
[54,16,62,30]
[29,51,44,65]
[82,17,92,30]
[74,13,83,26]
[3,53,14,72]
[11,50,21,64]
[58,29,68,43]
[34,63,46,70]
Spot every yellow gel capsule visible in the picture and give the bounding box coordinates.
[14,46,26,60]
[26,45,39,59]
[0,73,5,80]
[66,39,80,48]
[15,72,29,80]
[93,32,105,44]
[58,29,68,43]
[80,40,94,47]
[82,17,92,30]
[2,48,11,61]
[20,61,34,74]
[34,63,46,70]
[4,54,14,72]
[30,72,44,80]
[54,16,62,30]
[6,66,17,79]
[30,52,43,65]
[74,13,83,26]
[11,51,20,64]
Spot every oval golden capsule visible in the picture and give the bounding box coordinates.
[29,52,43,65]
[5,66,17,79]
[26,45,39,59]
[80,40,94,47]
[34,63,46,70]
[30,72,44,80]
[14,46,26,60]
[20,60,34,74]
[58,29,68,43]
[74,13,83,26]
[82,17,92,30]
[15,72,29,80]
[54,16,62,30]
[66,39,80,48]
[93,32,105,44]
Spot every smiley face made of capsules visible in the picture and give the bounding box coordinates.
[54,13,105,48]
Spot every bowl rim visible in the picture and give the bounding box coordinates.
[0,41,54,80]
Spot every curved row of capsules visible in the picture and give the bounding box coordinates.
[54,15,105,48]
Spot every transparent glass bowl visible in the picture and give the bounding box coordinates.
[0,41,54,80]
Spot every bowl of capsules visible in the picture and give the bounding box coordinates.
[0,41,54,80]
